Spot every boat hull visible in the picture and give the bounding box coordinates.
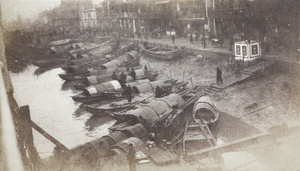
[59,72,90,81]
[141,46,180,60]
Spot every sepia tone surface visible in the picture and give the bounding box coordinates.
[1,0,300,170]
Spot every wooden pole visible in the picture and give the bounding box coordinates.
[183,71,185,81]
[20,105,40,170]
[190,77,193,88]
[20,105,70,157]
[30,121,70,153]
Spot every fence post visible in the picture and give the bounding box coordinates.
[20,105,40,170]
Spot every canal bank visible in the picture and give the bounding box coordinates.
[2,32,300,171]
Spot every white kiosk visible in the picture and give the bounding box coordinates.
[234,40,261,61]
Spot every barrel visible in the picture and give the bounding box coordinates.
[193,96,219,124]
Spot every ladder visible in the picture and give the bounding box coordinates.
[183,119,216,154]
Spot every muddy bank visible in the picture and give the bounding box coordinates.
[214,62,300,131]
[140,53,231,87]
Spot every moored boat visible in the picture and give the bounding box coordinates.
[83,80,188,116]
[72,79,150,103]
[110,93,186,126]
[84,67,157,86]
[141,45,180,60]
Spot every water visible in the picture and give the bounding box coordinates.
[10,65,115,158]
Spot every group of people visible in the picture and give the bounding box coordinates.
[216,59,245,84]
[111,66,159,103]
[171,33,206,48]
[111,67,137,85]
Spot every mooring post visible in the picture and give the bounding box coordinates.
[20,105,40,170]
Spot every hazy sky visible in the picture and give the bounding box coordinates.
[1,0,104,22]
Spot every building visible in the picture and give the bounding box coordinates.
[80,7,97,28]
[100,0,159,37]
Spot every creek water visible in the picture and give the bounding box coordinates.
[10,65,115,158]
[9,65,269,170]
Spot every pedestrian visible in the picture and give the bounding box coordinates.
[127,144,136,171]
[195,32,199,41]
[130,68,137,80]
[235,60,241,77]
[190,34,193,44]
[155,85,163,98]
[202,36,207,48]
[219,35,223,47]
[296,48,300,64]
[124,85,132,102]
[120,72,127,83]
[111,71,118,80]
[216,67,223,83]
[144,65,149,75]
[172,35,175,44]
[229,37,234,51]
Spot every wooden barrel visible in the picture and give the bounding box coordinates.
[193,96,219,124]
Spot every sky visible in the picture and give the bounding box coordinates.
[1,0,104,22]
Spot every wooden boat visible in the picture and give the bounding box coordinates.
[192,96,219,124]
[58,72,91,81]
[106,137,148,157]
[60,48,139,78]
[49,39,73,46]
[84,67,157,86]
[110,86,204,129]
[99,50,141,70]
[83,93,154,116]
[84,80,188,116]
[71,79,151,103]
[33,58,67,68]
[110,93,186,126]
[61,41,119,72]
[141,45,180,60]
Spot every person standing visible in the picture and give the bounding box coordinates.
[127,144,136,171]
[144,65,149,75]
[202,36,207,48]
[235,60,241,77]
[130,68,137,80]
[216,67,223,83]
[111,71,118,80]
[119,72,127,87]
[155,86,163,98]
[124,85,132,102]
[296,48,300,63]
[172,35,175,44]
[190,34,193,44]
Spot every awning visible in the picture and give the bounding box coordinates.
[154,0,171,5]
